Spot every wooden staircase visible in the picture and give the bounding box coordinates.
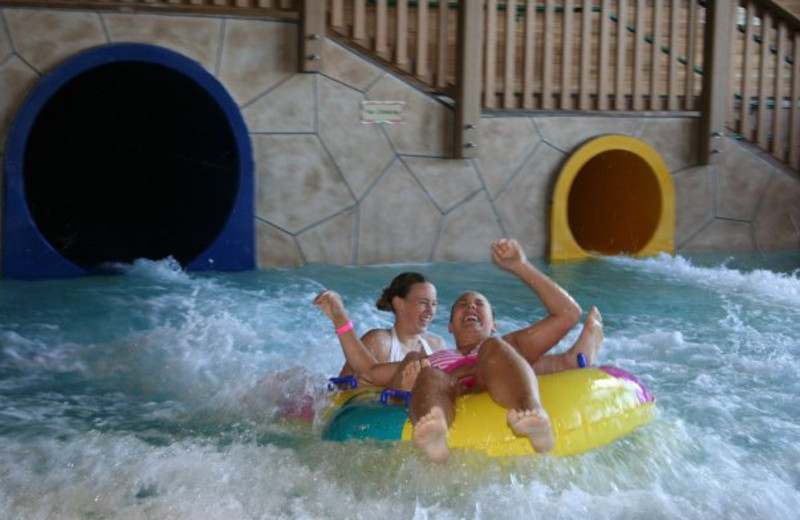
[4,0,799,170]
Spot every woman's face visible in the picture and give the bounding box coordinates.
[448,291,496,341]
[393,282,438,334]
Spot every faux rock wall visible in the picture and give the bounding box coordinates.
[0,8,797,270]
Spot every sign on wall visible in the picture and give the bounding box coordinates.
[360,101,405,125]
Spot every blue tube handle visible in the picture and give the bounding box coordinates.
[327,375,358,391]
[380,388,411,408]
[577,353,587,368]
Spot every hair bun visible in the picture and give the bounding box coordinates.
[375,286,393,311]
[374,272,431,313]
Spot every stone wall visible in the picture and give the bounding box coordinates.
[0,8,797,270]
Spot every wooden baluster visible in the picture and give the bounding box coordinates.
[376,0,388,58]
[485,0,498,107]
[667,0,680,110]
[597,0,611,110]
[523,0,537,109]
[684,0,699,110]
[615,0,629,110]
[561,0,574,109]
[396,0,409,69]
[578,0,592,110]
[741,1,757,139]
[504,0,517,107]
[633,0,646,110]
[416,0,429,81]
[725,0,740,133]
[758,10,773,150]
[354,0,366,43]
[330,0,344,31]
[436,0,449,89]
[773,21,788,160]
[650,0,663,110]
[542,0,556,109]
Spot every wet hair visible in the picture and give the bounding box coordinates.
[376,272,431,313]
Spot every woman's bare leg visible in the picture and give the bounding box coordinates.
[533,306,604,375]
[476,338,554,453]
[409,367,458,463]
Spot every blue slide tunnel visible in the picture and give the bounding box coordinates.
[2,43,254,278]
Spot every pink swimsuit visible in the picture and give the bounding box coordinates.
[427,338,490,388]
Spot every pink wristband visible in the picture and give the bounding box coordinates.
[335,321,354,335]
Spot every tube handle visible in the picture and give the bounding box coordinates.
[327,375,358,391]
[380,388,411,408]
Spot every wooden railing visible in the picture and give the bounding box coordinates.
[729,0,800,168]
[0,0,299,17]
[328,1,460,92]
[327,1,800,168]
[2,0,799,170]
[327,1,708,111]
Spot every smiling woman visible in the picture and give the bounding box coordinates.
[330,271,447,385]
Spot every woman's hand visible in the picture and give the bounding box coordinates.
[491,238,527,272]
[313,290,348,325]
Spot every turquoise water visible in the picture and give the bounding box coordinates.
[0,251,798,519]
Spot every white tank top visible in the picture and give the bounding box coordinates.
[386,327,433,362]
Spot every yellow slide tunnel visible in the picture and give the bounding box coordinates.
[550,135,675,261]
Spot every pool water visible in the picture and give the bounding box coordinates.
[1,251,798,519]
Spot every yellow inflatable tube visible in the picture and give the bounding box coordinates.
[322,366,656,457]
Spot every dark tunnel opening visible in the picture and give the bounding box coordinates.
[549,135,675,261]
[24,61,238,271]
[3,44,254,278]
[567,150,662,256]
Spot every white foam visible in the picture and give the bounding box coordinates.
[1,256,799,519]
[610,253,800,307]
[107,256,193,283]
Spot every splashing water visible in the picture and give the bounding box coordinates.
[1,251,798,519]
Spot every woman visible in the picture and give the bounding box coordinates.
[323,272,446,388]
[316,238,604,462]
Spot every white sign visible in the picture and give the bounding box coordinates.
[361,101,406,125]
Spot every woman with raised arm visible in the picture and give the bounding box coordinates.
[315,238,604,462]
[315,272,445,390]
[409,238,604,462]
[352,272,446,366]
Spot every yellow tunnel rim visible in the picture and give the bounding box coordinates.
[550,135,675,261]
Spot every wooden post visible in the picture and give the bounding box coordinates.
[454,0,483,159]
[299,0,325,73]
[698,0,734,164]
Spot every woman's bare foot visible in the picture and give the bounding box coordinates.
[508,407,554,453]
[566,306,604,368]
[392,358,431,391]
[413,406,450,463]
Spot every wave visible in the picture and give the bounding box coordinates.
[609,253,800,307]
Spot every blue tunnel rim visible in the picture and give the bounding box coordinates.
[2,42,254,278]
